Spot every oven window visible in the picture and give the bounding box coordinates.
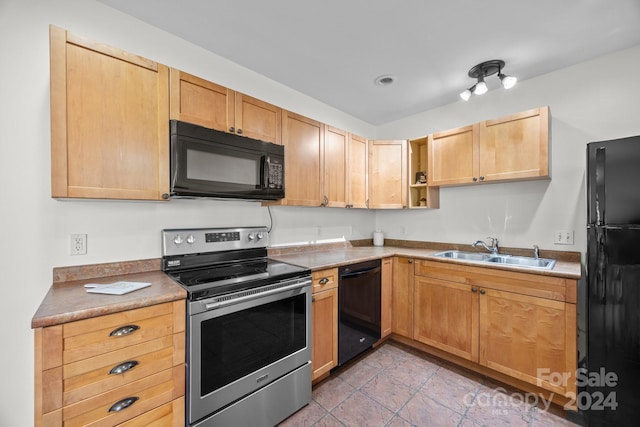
[200,293,307,396]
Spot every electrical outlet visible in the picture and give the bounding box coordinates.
[553,230,574,245]
[70,234,87,255]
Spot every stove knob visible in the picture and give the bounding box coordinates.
[248,233,255,241]
[186,234,196,245]
[256,232,264,240]
[173,235,184,245]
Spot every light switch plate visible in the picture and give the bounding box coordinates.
[553,230,574,245]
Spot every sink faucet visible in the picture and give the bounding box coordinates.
[472,237,499,255]
[533,244,540,259]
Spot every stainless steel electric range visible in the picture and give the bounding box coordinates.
[162,226,312,427]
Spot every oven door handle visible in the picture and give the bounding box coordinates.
[204,279,311,311]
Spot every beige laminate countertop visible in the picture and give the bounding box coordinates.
[31,270,186,329]
[271,246,581,279]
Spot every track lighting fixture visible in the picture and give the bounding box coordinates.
[460,60,517,101]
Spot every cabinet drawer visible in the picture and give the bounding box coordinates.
[312,268,338,293]
[62,303,176,364]
[117,396,184,427]
[63,332,184,406]
[62,365,184,427]
[415,259,570,301]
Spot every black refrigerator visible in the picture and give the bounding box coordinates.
[587,135,640,427]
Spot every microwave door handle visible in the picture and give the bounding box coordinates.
[262,156,270,189]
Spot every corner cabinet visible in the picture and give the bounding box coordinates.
[311,268,339,382]
[428,106,550,187]
[49,26,170,200]
[368,140,408,209]
[34,301,185,426]
[170,69,282,144]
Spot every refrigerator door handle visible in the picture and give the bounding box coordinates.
[595,147,606,226]
[596,227,607,300]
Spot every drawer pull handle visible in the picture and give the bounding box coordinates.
[108,396,139,413]
[319,277,329,285]
[109,325,140,337]
[109,360,139,375]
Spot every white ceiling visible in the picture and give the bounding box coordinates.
[98,0,640,125]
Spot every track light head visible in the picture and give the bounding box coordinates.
[474,76,488,95]
[460,88,472,101]
[499,73,517,89]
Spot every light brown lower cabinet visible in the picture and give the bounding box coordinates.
[391,257,414,338]
[34,301,185,426]
[311,269,339,382]
[412,260,577,398]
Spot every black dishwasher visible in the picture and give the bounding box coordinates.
[338,259,381,366]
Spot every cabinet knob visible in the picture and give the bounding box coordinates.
[473,177,478,182]
[319,277,329,284]
[472,287,478,293]
[480,289,486,295]
[408,259,413,264]
[161,193,170,200]
[229,126,235,133]
[479,176,485,181]
[237,128,243,134]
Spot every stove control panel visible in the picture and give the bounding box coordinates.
[162,227,269,256]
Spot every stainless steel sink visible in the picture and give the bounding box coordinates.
[433,251,556,270]
[485,255,556,269]
[433,250,494,261]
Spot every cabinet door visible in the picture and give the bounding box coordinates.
[479,106,550,182]
[428,124,479,187]
[281,111,324,206]
[368,140,408,209]
[347,133,368,209]
[380,258,393,338]
[235,93,282,144]
[312,288,338,381]
[169,69,234,134]
[50,26,170,200]
[391,257,414,338]
[323,126,348,207]
[414,276,479,362]
[479,288,575,396]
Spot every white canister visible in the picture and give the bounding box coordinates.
[373,230,384,246]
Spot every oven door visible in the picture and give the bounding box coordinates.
[188,277,311,424]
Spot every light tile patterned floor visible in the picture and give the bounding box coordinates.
[279,342,578,427]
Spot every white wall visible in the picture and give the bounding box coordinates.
[2,0,639,424]
[375,45,640,253]
[0,1,374,425]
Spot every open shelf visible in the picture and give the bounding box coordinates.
[408,137,439,209]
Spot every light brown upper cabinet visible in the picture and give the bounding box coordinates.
[275,111,325,206]
[323,126,348,207]
[408,137,439,208]
[428,124,479,187]
[170,69,282,144]
[428,106,550,187]
[478,106,549,182]
[368,140,408,209]
[50,26,170,200]
[347,133,368,209]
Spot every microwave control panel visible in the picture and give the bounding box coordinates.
[268,160,283,189]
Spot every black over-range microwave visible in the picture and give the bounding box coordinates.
[169,120,284,200]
